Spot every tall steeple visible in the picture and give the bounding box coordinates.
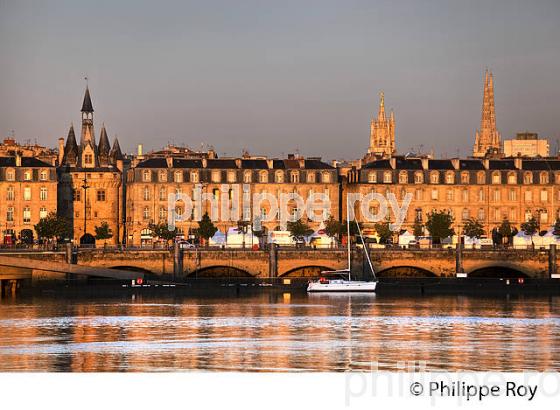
[62,124,79,166]
[368,91,395,157]
[98,124,111,166]
[80,85,95,147]
[473,70,501,157]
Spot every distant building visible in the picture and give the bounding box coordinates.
[365,92,395,160]
[0,137,59,166]
[473,70,501,157]
[504,132,550,158]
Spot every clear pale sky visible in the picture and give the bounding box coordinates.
[1,0,559,160]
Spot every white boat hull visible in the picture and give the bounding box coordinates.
[307,280,377,293]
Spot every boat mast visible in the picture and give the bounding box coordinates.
[356,219,377,281]
[346,195,351,281]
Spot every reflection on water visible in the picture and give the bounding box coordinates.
[1,292,559,372]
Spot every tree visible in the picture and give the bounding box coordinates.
[148,222,176,246]
[194,212,218,246]
[324,216,343,242]
[463,218,485,240]
[497,219,514,246]
[34,213,71,242]
[94,221,113,245]
[521,216,539,248]
[425,210,455,244]
[374,219,393,244]
[412,218,424,238]
[287,219,313,245]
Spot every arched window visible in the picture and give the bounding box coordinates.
[190,171,199,183]
[507,172,516,184]
[430,171,439,184]
[414,172,423,184]
[211,171,221,183]
[290,171,299,183]
[398,171,408,184]
[445,172,454,184]
[142,170,151,182]
[143,186,150,201]
[523,172,533,184]
[383,171,392,183]
[462,208,470,221]
[275,171,284,183]
[174,171,183,183]
[6,186,14,201]
[259,171,268,183]
[158,170,167,182]
[243,171,252,183]
[368,172,377,183]
[540,172,549,184]
[40,170,48,181]
[492,171,501,184]
[159,186,167,201]
[40,187,48,201]
[322,172,331,183]
[460,172,469,184]
[227,171,237,183]
[6,168,15,181]
[477,171,485,184]
[24,170,32,181]
[307,172,316,183]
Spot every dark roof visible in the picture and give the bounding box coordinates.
[109,137,123,161]
[173,159,203,168]
[98,126,111,156]
[206,159,238,169]
[521,161,551,170]
[283,159,301,169]
[304,159,334,169]
[136,158,168,168]
[81,87,94,112]
[428,160,454,170]
[546,160,560,170]
[363,159,391,169]
[395,157,422,170]
[459,159,484,170]
[241,159,268,169]
[489,160,516,170]
[62,124,79,165]
[0,157,54,167]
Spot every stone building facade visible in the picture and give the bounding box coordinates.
[57,86,124,245]
[0,155,58,244]
[125,155,339,246]
[366,92,395,160]
[345,156,560,236]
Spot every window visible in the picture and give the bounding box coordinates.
[307,172,316,183]
[510,208,516,221]
[6,169,15,181]
[491,172,501,184]
[462,208,470,221]
[84,154,93,165]
[383,171,392,183]
[23,187,31,201]
[477,172,485,184]
[243,171,252,183]
[142,186,150,201]
[6,186,14,201]
[368,172,377,183]
[415,189,423,201]
[275,171,284,183]
[494,208,500,221]
[40,187,47,201]
[556,173,560,184]
[173,171,183,183]
[209,170,219,183]
[159,186,167,201]
[460,172,469,184]
[227,171,236,183]
[159,206,166,221]
[540,172,549,184]
[478,189,484,202]
[445,172,454,184]
[414,172,423,184]
[523,172,533,184]
[97,189,106,202]
[493,189,500,202]
[541,210,549,224]
[73,189,81,201]
[431,189,438,200]
[462,189,468,202]
[525,190,533,202]
[446,190,454,201]
[40,170,48,181]
[175,205,184,216]
[322,172,331,183]
[23,207,31,224]
[24,170,32,181]
[290,172,299,183]
[143,206,150,220]
[430,172,439,184]
[142,170,151,182]
[40,207,47,219]
[478,208,485,221]
[159,170,167,182]
[6,207,14,222]
[415,208,423,221]
[507,172,517,184]
[399,172,408,184]
[190,171,199,183]
[541,189,548,202]
[508,189,516,201]
[259,171,268,183]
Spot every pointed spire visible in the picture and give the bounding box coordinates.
[473,69,500,157]
[62,123,79,165]
[81,86,94,112]
[377,91,386,121]
[98,124,111,156]
[110,136,123,162]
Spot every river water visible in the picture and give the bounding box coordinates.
[1,292,559,372]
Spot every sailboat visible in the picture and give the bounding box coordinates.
[307,198,378,293]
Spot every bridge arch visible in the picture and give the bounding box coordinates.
[279,265,337,277]
[468,265,529,278]
[186,265,254,278]
[376,266,437,278]
[110,266,155,275]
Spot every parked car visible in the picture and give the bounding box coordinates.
[178,240,196,249]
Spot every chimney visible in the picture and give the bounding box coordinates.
[421,158,429,170]
[298,158,305,168]
[58,138,65,165]
[137,144,143,157]
[266,159,273,169]
[514,157,522,169]
[15,151,22,167]
[202,158,207,168]
[389,157,396,169]
[451,158,460,169]
[235,158,242,168]
[166,157,173,168]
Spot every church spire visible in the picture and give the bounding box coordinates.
[367,91,395,158]
[98,124,111,166]
[62,123,79,166]
[80,85,95,147]
[81,86,94,113]
[473,69,501,157]
[377,91,386,121]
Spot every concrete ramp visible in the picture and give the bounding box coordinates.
[0,255,142,281]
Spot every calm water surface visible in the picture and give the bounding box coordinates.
[1,292,559,372]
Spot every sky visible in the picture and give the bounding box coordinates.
[0,0,559,160]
